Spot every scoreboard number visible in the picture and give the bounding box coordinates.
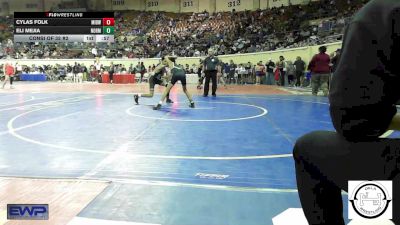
[183,1,194,7]
[147,1,159,7]
[85,35,95,41]
[228,0,241,7]
[53,36,69,41]
[103,26,114,34]
[102,18,114,26]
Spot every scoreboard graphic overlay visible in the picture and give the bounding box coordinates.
[14,12,114,43]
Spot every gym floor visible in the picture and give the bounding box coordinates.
[2,82,392,225]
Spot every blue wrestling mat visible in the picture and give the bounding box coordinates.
[2,92,389,225]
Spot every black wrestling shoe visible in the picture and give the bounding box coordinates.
[212,94,217,97]
[153,104,161,110]
[134,94,139,105]
[166,99,174,104]
[189,101,195,108]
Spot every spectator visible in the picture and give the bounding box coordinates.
[140,62,146,82]
[94,60,101,73]
[308,46,331,96]
[244,62,252,84]
[89,65,98,82]
[1,61,15,89]
[286,60,296,86]
[255,61,265,85]
[134,62,141,80]
[91,47,98,58]
[330,48,341,73]
[237,64,247,85]
[276,56,286,86]
[197,59,204,89]
[109,62,115,84]
[266,58,275,85]
[66,63,73,80]
[129,63,134,74]
[185,64,190,73]
[223,63,230,82]
[2,0,363,59]
[228,60,237,84]
[294,56,306,87]
[76,63,83,83]
[58,64,66,82]
[217,63,226,88]
[73,62,81,83]
[15,62,22,80]
[81,64,88,81]
[191,64,197,74]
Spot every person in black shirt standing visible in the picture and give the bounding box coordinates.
[266,58,275,85]
[73,62,80,83]
[58,65,66,82]
[140,62,145,83]
[228,60,237,84]
[293,1,400,224]
[66,63,72,81]
[108,62,114,84]
[197,59,204,89]
[293,56,306,87]
[330,49,341,73]
[203,48,221,97]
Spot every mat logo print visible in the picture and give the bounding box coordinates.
[195,173,229,180]
[348,181,392,220]
[7,204,49,220]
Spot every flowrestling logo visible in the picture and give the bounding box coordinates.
[348,181,392,220]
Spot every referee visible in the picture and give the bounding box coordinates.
[203,48,221,97]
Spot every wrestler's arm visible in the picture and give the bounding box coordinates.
[153,64,165,74]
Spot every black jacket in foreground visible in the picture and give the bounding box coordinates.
[329,0,400,140]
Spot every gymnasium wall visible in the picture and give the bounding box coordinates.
[1,42,342,69]
[0,0,317,15]
[289,0,310,6]
[260,0,309,9]
[109,0,145,11]
[215,0,253,12]
[145,0,180,12]
[180,0,199,13]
